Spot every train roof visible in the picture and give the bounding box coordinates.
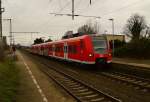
[32,34,106,47]
[32,35,88,46]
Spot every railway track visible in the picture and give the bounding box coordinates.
[101,72,150,92]
[38,61,122,102]
[24,51,150,102]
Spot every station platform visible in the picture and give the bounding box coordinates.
[15,51,75,102]
[112,57,150,69]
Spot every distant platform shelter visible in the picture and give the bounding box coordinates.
[104,34,125,42]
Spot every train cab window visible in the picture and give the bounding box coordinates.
[92,36,107,54]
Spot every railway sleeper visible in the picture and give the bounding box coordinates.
[146,84,150,87]
[64,81,78,85]
[76,88,89,93]
[138,82,149,86]
[72,86,85,90]
[68,84,81,88]
[76,91,93,96]
[84,94,99,98]
[102,73,150,92]
[79,95,106,102]
[77,93,98,98]
[90,97,105,102]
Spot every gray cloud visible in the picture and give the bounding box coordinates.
[2,0,150,45]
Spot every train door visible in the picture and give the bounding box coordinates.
[64,42,68,60]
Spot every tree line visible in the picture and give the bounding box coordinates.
[115,13,150,58]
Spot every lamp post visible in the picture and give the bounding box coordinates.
[108,18,115,56]
[95,17,101,34]
[3,19,12,46]
[0,1,5,60]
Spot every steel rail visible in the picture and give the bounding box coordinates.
[101,72,150,92]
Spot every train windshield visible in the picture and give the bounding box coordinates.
[92,37,107,54]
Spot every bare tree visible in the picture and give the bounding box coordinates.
[78,20,99,34]
[45,38,52,42]
[33,38,44,44]
[124,13,146,41]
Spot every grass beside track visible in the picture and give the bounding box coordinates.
[0,59,19,102]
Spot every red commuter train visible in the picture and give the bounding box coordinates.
[31,34,112,67]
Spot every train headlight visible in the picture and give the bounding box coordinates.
[108,53,111,56]
[89,54,93,57]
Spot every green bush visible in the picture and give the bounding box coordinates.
[114,38,150,59]
[0,48,5,61]
[114,40,126,49]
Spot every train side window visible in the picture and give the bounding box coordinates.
[68,45,77,54]
[80,40,84,49]
[73,45,77,54]
[57,47,59,52]
[72,46,74,53]
[49,47,52,51]
[50,47,51,51]
[41,46,44,50]
[56,47,59,52]
[55,47,57,52]
[68,45,71,53]
[59,47,61,52]
[66,46,67,53]
[55,46,58,52]
[59,47,60,52]
[59,46,62,52]
[69,45,73,53]
[53,46,55,52]
[56,46,61,52]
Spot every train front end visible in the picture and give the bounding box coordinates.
[91,35,112,67]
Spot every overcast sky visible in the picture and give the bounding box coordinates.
[2,0,150,45]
